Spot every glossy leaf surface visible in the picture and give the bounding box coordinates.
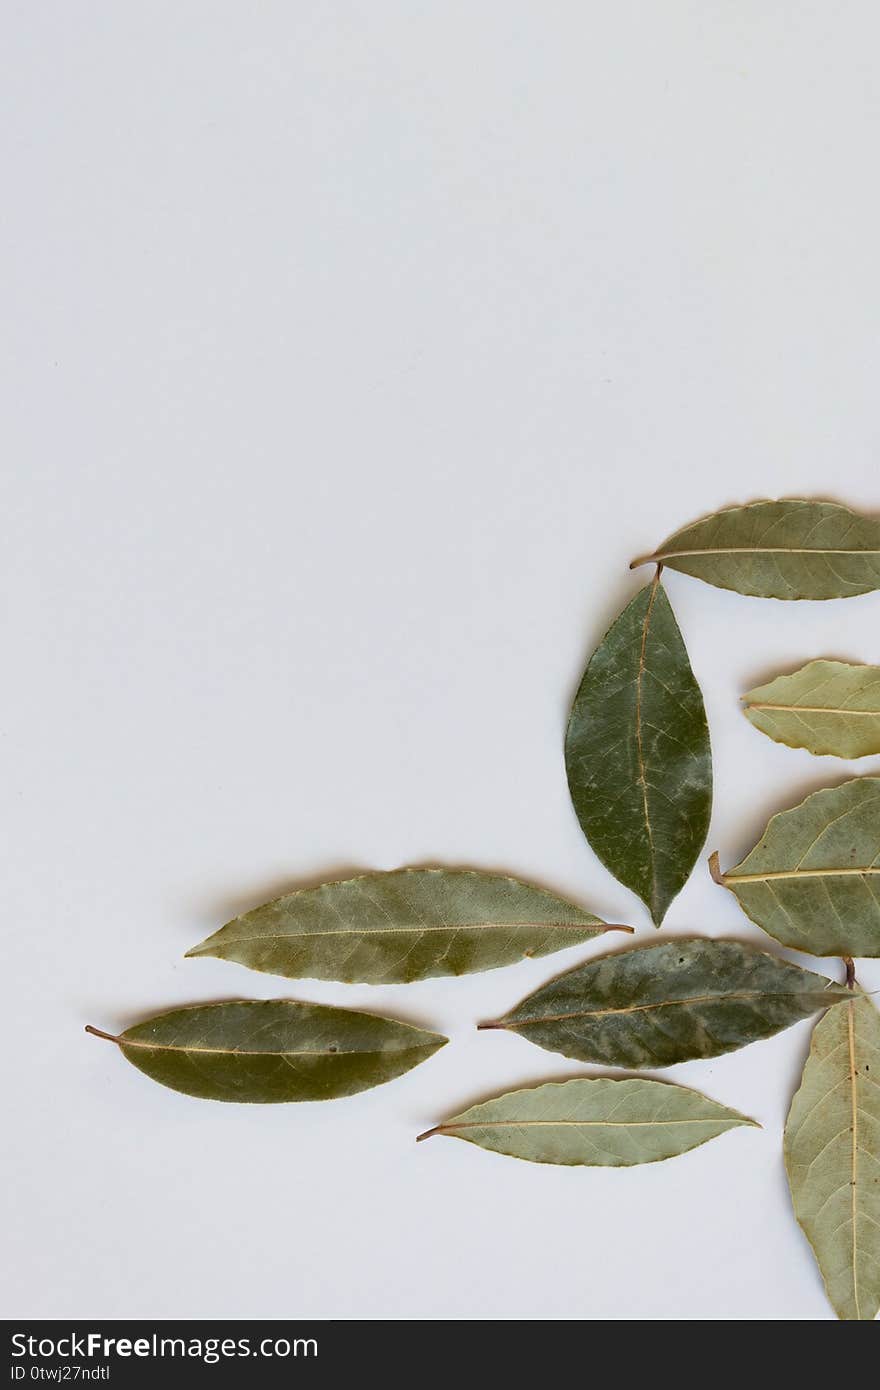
[785,994,880,1321]
[187,869,627,984]
[713,777,880,956]
[565,575,712,926]
[484,939,849,1067]
[418,1076,756,1166]
[743,659,880,758]
[87,1000,446,1102]
[633,498,880,600]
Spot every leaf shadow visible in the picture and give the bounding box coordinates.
[708,767,873,877]
[562,569,648,716]
[197,860,375,925]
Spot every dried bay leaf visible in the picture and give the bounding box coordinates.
[784,993,880,1321]
[187,868,630,985]
[481,939,850,1068]
[711,777,880,957]
[632,498,880,600]
[743,659,880,758]
[417,1076,757,1166]
[86,1000,446,1102]
[565,573,712,927]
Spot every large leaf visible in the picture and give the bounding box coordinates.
[481,939,849,1068]
[631,498,880,600]
[86,1000,446,1102]
[565,574,712,927]
[417,1076,756,1166]
[784,994,880,1321]
[743,659,880,758]
[711,777,880,957]
[186,869,630,984]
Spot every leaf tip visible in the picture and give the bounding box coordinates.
[184,940,211,959]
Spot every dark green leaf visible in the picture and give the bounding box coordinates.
[631,498,880,600]
[418,1076,756,1166]
[743,659,880,758]
[712,777,880,956]
[86,1000,446,1102]
[187,868,629,985]
[565,574,712,927]
[785,993,880,1320]
[482,939,849,1067]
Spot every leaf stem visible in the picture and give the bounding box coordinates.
[708,851,725,885]
[415,1126,443,1143]
[84,1025,121,1044]
[844,957,856,989]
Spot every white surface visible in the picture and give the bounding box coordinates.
[4,3,880,1323]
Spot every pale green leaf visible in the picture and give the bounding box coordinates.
[785,994,880,1321]
[418,1076,757,1166]
[632,498,880,600]
[186,869,629,984]
[712,777,880,957]
[743,659,880,758]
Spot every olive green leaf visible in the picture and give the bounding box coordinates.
[784,993,880,1321]
[743,659,880,759]
[711,777,880,957]
[417,1076,757,1166]
[86,1000,446,1102]
[186,869,630,985]
[480,939,850,1068]
[564,573,712,927]
[631,498,880,600]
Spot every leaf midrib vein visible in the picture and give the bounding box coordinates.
[747,703,880,716]
[508,988,837,1028]
[725,867,880,883]
[635,570,660,912]
[203,920,603,945]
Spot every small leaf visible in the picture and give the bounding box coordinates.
[711,777,880,957]
[784,993,880,1321]
[86,1000,446,1102]
[481,939,850,1068]
[418,1076,757,1166]
[743,659,880,758]
[565,573,712,927]
[631,498,880,600]
[187,868,629,985]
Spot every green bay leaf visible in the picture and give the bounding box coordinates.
[187,868,629,985]
[418,1076,756,1166]
[712,777,880,957]
[784,994,880,1321]
[632,498,880,600]
[743,659,880,758]
[565,575,712,927]
[86,1000,446,1102]
[482,939,849,1068]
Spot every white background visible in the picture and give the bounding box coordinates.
[4,3,880,1322]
